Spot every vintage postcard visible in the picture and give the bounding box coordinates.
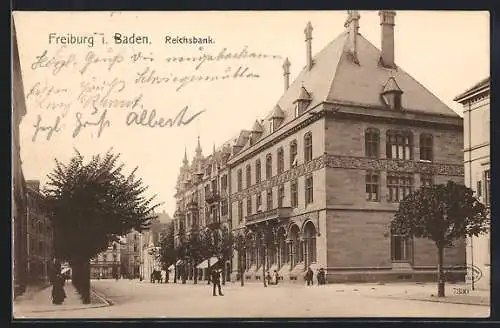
[12,10,490,319]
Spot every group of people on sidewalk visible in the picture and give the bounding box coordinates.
[304,267,327,286]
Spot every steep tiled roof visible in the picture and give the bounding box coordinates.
[253,26,457,140]
[179,15,460,172]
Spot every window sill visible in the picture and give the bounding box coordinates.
[391,260,410,263]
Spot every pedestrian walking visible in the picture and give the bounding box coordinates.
[211,267,224,296]
[51,272,67,305]
[304,267,314,286]
[273,270,279,285]
[266,271,272,285]
[318,268,326,285]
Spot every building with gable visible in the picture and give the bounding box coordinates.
[454,77,490,291]
[173,11,466,283]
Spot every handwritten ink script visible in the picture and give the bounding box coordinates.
[25,37,283,141]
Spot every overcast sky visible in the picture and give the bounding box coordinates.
[13,10,489,215]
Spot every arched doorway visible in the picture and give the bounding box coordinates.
[289,224,300,269]
[245,232,255,272]
[276,227,287,269]
[303,221,317,269]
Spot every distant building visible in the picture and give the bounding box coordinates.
[454,77,490,291]
[120,230,142,279]
[174,11,465,284]
[12,20,29,298]
[26,180,53,284]
[90,241,122,279]
[139,211,171,280]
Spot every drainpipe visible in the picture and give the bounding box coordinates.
[468,102,475,291]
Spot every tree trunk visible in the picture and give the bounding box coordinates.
[173,265,177,283]
[262,247,267,287]
[194,260,198,284]
[182,262,186,284]
[240,251,244,287]
[71,259,91,304]
[437,245,445,297]
[207,258,211,284]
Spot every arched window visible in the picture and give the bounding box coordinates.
[290,140,298,167]
[304,132,313,162]
[386,130,413,160]
[246,164,252,187]
[255,160,261,183]
[419,134,433,161]
[277,147,284,174]
[303,222,317,268]
[365,128,380,158]
[266,154,272,179]
[237,169,242,191]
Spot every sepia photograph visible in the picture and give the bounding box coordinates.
[12,10,490,319]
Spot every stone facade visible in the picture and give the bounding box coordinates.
[173,11,466,284]
[12,20,29,298]
[90,241,122,279]
[455,77,490,291]
[26,180,54,284]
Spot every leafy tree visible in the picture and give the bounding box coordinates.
[219,226,233,285]
[200,228,216,284]
[159,222,175,271]
[175,223,188,284]
[42,149,161,303]
[232,228,248,286]
[186,226,203,284]
[391,181,488,297]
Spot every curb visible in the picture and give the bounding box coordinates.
[90,288,113,307]
[381,295,490,307]
[14,288,113,315]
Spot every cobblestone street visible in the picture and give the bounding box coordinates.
[13,280,490,319]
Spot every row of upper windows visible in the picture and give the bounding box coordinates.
[236,175,314,221]
[365,129,434,161]
[365,172,434,202]
[236,132,313,191]
[182,129,433,205]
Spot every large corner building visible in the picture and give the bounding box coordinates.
[173,11,465,283]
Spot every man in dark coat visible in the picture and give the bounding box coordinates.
[305,267,314,286]
[211,267,224,296]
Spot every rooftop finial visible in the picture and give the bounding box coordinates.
[195,136,202,156]
[183,148,188,166]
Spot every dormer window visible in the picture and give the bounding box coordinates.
[294,85,312,117]
[270,105,284,133]
[381,76,403,110]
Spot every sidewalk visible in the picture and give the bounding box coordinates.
[13,281,111,318]
[323,282,490,307]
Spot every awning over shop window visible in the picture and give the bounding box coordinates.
[196,257,219,269]
[175,259,184,265]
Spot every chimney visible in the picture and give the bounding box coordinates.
[304,22,313,70]
[379,10,396,68]
[282,58,291,91]
[345,10,361,59]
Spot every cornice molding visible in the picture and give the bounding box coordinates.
[230,154,464,202]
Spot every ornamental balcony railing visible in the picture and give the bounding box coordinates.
[245,207,292,225]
